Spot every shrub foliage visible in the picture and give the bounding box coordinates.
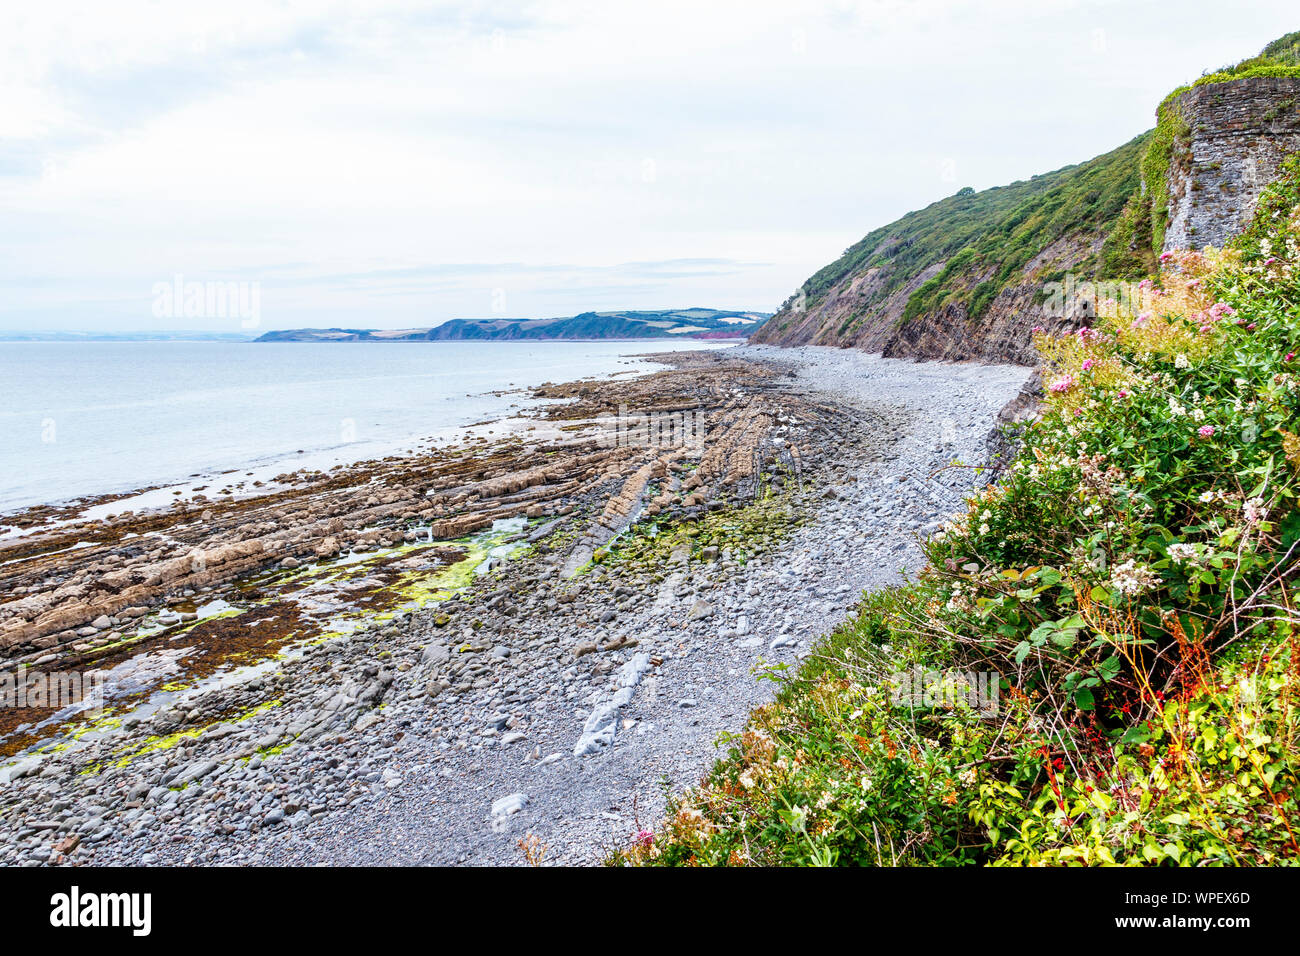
[616,156,1300,867]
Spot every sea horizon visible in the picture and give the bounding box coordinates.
[0,338,733,518]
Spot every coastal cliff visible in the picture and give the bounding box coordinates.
[751,33,1300,365]
[1161,75,1300,250]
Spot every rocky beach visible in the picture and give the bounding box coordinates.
[0,346,1031,866]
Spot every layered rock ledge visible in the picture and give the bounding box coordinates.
[0,347,1030,866]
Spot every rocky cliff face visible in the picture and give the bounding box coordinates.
[1163,76,1300,251]
[754,72,1300,366]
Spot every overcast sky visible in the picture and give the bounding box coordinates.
[2,0,1297,332]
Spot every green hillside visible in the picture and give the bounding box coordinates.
[792,135,1149,327]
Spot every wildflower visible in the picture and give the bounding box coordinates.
[1082,359,1095,372]
[1198,425,1215,438]
[1243,497,1269,526]
[1287,352,1296,362]
[1167,542,1200,565]
[978,523,990,535]
[1048,376,1076,393]
[959,767,977,786]
[633,829,654,849]
[1110,559,1161,596]
[1174,353,1190,369]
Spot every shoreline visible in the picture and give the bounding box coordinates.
[0,341,737,530]
[0,346,1031,866]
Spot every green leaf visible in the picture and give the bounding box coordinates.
[1248,456,1274,499]
[1121,724,1151,745]
[1049,629,1077,648]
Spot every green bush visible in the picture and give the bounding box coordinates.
[616,153,1300,868]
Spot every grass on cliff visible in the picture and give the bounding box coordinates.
[1115,31,1300,263]
[769,31,1300,344]
[614,155,1300,867]
[781,135,1148,336]
[1170,29,1300,96]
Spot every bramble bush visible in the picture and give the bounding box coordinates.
[614,155,1300,868]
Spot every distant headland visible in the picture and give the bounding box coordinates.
[254,308,770,343]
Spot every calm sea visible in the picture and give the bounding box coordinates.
[0,339,732,514]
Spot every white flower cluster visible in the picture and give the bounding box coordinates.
[1243,497,1270,527]
[1166,542,1203,567]
[945,580,975,614]
[1109,559,1162,596]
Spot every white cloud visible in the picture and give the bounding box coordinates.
[2,0,1298,329]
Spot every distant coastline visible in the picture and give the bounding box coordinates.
[254,307,770,343]
[1,307,771,344]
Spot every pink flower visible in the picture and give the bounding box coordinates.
[1031,325,1045,334]
[1082,359,1095,372]
[1199,324,1212,334]
[1198,425,1215,439]
[1048,376,1076,393]
[633,829,654,848]
[1117,389,1129,399]
[1286,352,1296,362]
[1160,252,1174,263]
